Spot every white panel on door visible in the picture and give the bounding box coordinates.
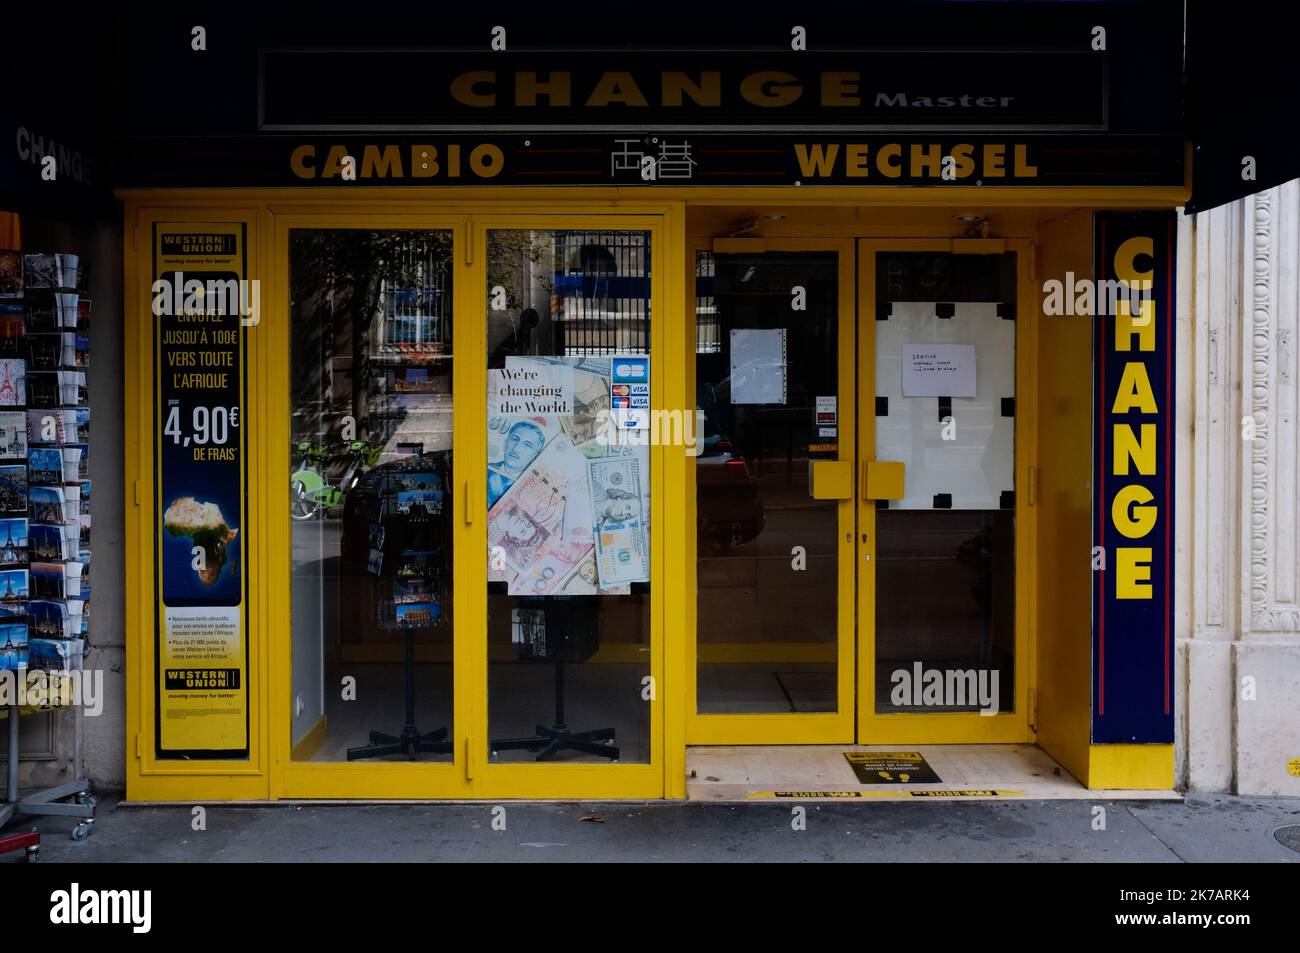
[875,301,1015,510]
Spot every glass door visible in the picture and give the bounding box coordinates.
[275,217,473,798]
[688,240,855,744]
[857,241,1033,743]
[473,217,665,797]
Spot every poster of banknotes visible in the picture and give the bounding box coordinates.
[488,355,649,595]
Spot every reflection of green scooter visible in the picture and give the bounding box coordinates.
[291,440,382,521]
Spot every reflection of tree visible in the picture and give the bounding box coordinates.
[291,231,449,441]
[290,230,551,451]
[488,231,554,311]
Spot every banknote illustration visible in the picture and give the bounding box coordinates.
[486,412,557,510]
[587,456,649,586]
[488,437,579,574]
[561,368,614,457]
[509,537,594,596]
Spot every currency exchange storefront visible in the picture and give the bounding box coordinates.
[115,8,1192,801]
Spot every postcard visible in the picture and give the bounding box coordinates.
[395,601,440,626]
[0,307,23,355]
[28,485,65,522]
[0,517,27,565]
[31,561,67,599]
[25,369,56,407]
[23,254,56,290]
[0,623,29,671]
[0,250,22,297]
[31,524,70,561]
[0,411,27,458]
[0,465,28,513]
[0,358,26,405]
[28,447,63,485]
[0,568,30,600]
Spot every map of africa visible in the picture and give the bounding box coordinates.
[163,496,238,586]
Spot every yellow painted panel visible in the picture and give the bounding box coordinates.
[1087,745,1175,790]
[1032,211,1095,785]
[712,237,766,253]
[951,238,1006,254]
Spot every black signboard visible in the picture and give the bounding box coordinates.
[260,49,1110,132]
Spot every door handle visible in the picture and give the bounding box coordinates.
[863,461,906,501]
[464,480,478,524]
[808,460,853,500]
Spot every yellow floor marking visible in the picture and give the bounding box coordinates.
[747,789,1026,799]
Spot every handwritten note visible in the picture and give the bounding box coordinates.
[901,344,977,397]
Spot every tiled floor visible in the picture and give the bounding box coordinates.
[696,663,837,713]
[686,744,1181,801]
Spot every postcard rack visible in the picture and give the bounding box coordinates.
[0,250,95,840]
[348,453,451,761]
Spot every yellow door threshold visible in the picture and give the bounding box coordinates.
[686,744,1181,802]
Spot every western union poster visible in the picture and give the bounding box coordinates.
[152,222,249,758]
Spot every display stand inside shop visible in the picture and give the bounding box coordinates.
[490,596,619,762]
[347,459,452,761]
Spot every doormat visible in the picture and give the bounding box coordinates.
[845,751,941,784]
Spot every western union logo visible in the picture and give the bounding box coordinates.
[164,668,240,690]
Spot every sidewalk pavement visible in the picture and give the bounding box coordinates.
[5,793,1299,863]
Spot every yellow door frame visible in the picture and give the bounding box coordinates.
[684,237,857,745]
[466,213,677,799]
[267,211,476,799]
[125,204,272,801]
[856,238,1037,744]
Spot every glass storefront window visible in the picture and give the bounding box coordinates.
[694,250,841,715]
[289,230,455,761]
[484,229,651,763]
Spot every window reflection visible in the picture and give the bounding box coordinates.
[289,230,454,762]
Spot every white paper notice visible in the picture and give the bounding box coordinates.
[730,328,787,404]
[901,344,977,397]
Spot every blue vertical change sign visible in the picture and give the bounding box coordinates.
[1092,212,1176,744]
